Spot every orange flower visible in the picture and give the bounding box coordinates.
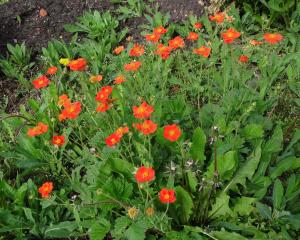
[187,32,199,41]
[135,166,155,183]
[154,26,168,35]
[145,33,160,43]
[239,55,249,63]
[221,28,241,44]
[133,120,157,135]
[95,86,113,102]
[250,39,263,46]
[124,61,141,71]
[47,66,58,75]
[27,122,48,137]
[129,43,145,57]
[114,75,126,84]
[163,124,181,142]
[263,33,283,44]
[32,75,50,89]
[194,22,202,29]
[209,12,225,24]
[39,182,53,198]
[132,101,154,119]
[155,44,172,60]
[113,45,125,55]
[115,126,129,137]
[58,94,71,107]
[52,135,65,146]
[90,75,103,83]
[68,58,87,71]
[96,101,110,112]
[105,133,121,147]
[59,102,82,121]
[168,36,185,50]
[193,46,211,58]
[159,188,176,203]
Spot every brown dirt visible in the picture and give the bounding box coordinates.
[0,0,207,112]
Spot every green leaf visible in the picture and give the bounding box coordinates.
[190,127,206,164]
[124,221,148,240]
[264,125,283,153]
[243,124,264,140]
[233,197,256,216]
[224,141,262,192]
[174,186,194,223]
[272,179,284,210]
[111,216,131,239]
[187,172,198,192]
[270,157,300,179]
[256,202,272,220]
[209,192,232,218]
[219,151,238,180]
[212,230,248,240]
[44,221,78,238]
[89,218,111,240]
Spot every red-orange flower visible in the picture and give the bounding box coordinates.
[239,55,249,63]
[27,122,48,137]
[159,188,176,203]
[32,75,50,89]
[187,32,199,41]
[263,33,283,44]
[52,135,65,146]
[115,126,129,137]
[113,45,125,55]
[132,101,154,119]
[96,101,110,112]
[58,94,71,107]
[135,166,155,183]
[95,86,113,102]
[193,46,211,58]
[169,36,185,50]
[59,102,81,121]
[124,61,141,71]
[105,133,121,147]
[155,44,172,60]
[47,66,58,75]
[194,22,202,29]
[68,58,87,71]
[250,39,263,46]
[209,12,225,24]
[133,120,157,135]
[154,26,168,35]
[39,182,53,198]
[163,124,181,142]
[145,33,160,43]
[90,75,103,83]
[129,44,145,57]
[114,75,126,84]
[221,28,241,44]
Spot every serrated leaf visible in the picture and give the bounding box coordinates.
[209,192,232,218]
[124,221,148,240]
[44,221,78,238]
[89,218,111,240]
[233,197,256,216]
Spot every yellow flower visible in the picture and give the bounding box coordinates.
[127,207,139,219]
[59,58,70,66]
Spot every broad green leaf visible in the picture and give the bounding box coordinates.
[272,179,284,210]
[89,218,111,240]
[44,221,78,238]
[219,151,238,180]
[190,127,206,164]
[124,221,148,240]
[270,157,300,179]
[224,141,262,192]
[233,197,256,216]
[174,186,194,223]
[243,124,264,140]
[212,231,248,240]
[187,172,198,192]
[209,192,232,218]
[256,202,272,220]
